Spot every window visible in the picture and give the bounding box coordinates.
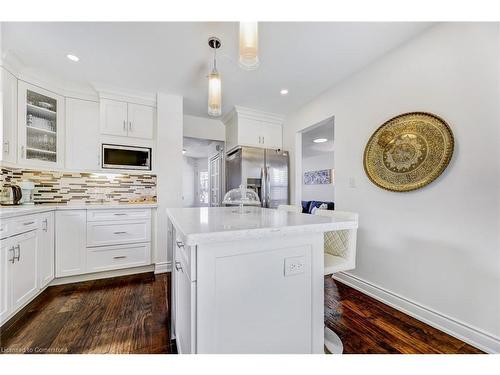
[199,171,209,204]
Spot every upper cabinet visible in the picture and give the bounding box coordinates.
[223,106,284,151]
[66,98,100,171]
[100,99,155,140]
[17,81,65,168]
[1,67,18,164]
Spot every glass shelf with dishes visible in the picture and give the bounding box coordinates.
[19,83,63,166]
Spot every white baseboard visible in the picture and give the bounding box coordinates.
[333,272,500,354]
[50,265,154,286]
[154,261,172,274]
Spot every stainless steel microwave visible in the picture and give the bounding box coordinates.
[101,144,152,171]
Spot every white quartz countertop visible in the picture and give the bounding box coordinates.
[167,206,358,246]
[0,202,158,219]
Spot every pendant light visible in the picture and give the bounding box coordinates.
[239,22,259,70]
[208,37,222,117]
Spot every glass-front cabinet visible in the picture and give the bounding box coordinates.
[18,81,64,168]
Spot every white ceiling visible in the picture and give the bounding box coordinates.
[2,22,433,118]
[183,137,223,158]
[302,117,335,158]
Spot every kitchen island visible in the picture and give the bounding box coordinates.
[166,206,358,354]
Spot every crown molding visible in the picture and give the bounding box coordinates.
[93,83,157,107]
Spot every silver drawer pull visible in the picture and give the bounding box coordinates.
[114,213,127,216]
[14,244,20,261]
[113,256,127,259]
[176,241,184,248]
[9,247,15,264]
[175,261,183,272]
[23,221,35,226]
[113,231,128,234]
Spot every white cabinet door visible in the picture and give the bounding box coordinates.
[17,81,65,168]
[38,212,55,289]
[0,237,13,324]
[1,67,18,163]
[55,210,87,277]
[261,121,283,149]
[238,117,263,148]
[66,98,100,170]
[100,99,128,137]
[127,103,154,139]
[174,245,196,354]
[11,230,38,311]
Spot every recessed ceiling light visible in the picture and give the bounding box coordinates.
[313,138,328,143]
[66,54,79,62]
[182,149,187,154]
[280,89,289,96]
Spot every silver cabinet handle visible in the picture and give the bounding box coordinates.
[176,241,184,248]
[113,231,128,234]
[123,120,126,131]
[129,121,132,131]
[9,246,15,264]
[175,261,183,272]
[113,256,127,259]
[23,221,35,226]
[21,145,25,158]
[4,141,9,154]
[14,244,20,262]
[43,218,48,232]
[114,213,127,216]
[263,136,265,144]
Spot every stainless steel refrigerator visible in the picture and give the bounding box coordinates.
[226,146,289,208]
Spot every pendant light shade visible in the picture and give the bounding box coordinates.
[239,22,259,70]
[208,37,222,117]
[208,69,222,117]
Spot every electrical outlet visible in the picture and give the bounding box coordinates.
[284,256,306,276]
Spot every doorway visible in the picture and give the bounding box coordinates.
[182,137,224,207]
[298,117,334,210]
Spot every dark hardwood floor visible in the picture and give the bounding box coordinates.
[0,273,483,354]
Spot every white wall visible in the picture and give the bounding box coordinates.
[183,114,225,141]
[156,93,183,269]
[284,23,500,352]
[302,153,335,202]
[182,156,196,207]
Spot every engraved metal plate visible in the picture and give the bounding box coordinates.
[363,112,454,192]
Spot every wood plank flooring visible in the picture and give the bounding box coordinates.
[0,273,483,354]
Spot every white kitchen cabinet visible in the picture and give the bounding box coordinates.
[86,242,151,273]
[1,67,18,163]
[100,99,128,137]
[0,237,13,324]
[55,210,87,277]
[100,99,154,140]
[17,81,65,168]
[174,242,196,354]
[224,106,284,151]
[10,230,39,311]
[38,212,55,289]
[65,98,100,170]
[127,103,155,139]
[86,219,151,247]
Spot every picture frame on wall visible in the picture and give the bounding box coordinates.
[303,169,333,185]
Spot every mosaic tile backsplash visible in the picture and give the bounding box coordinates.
[1,167,157,204]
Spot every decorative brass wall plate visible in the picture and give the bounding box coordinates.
[363,112,454,192]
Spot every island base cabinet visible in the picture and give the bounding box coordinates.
[172,233,325,354]
[174,243,196,354]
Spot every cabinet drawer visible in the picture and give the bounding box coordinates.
[87,220,151,247]
[11,215,39,236]
[87,243,151,273]
[0,220,10,240]
[87,209,151,222]
[175,235,196,281]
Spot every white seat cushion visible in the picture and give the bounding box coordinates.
[324,253,347,275]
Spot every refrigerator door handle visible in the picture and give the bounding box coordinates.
[260,167,266,207]
[265,166,271,208]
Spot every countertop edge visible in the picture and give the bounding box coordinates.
[0,204,158,219]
